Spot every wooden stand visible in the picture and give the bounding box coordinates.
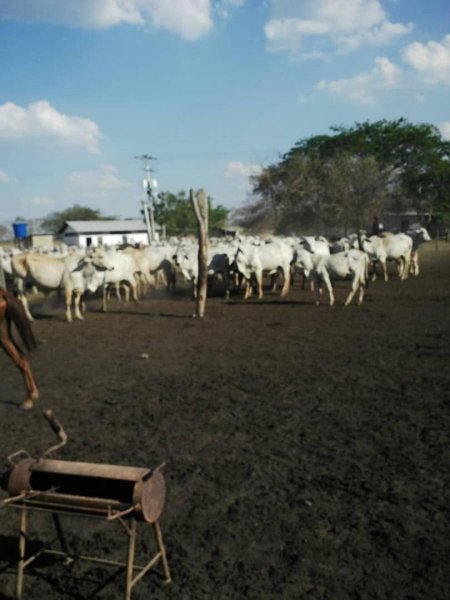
[190,188,209,318]
[11,504,171,600]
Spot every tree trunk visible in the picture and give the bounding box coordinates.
[190,188,209,318]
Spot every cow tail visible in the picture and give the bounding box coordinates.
[4,291,38,353]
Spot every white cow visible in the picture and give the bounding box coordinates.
[406,227,431,276]
[298,236,331,256]
[294,236,331,290]
[295,248,369,306]
[379,233,413,280]
[173,242,233,299]
[233,239,294,299]
[359,232,413,281]
[329,237,353,254]
[142,243,178,291]
[121,246,156,295]
[11,250,92,321]
[85,248,139,311]
[357,235,388,281]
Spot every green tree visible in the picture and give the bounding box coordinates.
[246,119,450,235]
[153,190,229,236]
[42,204,117,233]
[287,119,450,217]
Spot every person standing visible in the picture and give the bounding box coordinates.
[371,215,384,236]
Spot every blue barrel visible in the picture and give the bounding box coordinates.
[12,222,28,239]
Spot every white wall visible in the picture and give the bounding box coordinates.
[64,232,150,247]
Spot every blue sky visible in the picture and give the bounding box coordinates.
[0,0,449,223]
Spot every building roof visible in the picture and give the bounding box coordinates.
[61,220,150,234]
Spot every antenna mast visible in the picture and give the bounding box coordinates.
[136,154,158,243]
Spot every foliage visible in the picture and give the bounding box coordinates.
[0,224,11,241]
[42,204,117,233]
[244,119,450,235]
[152,190,229,236]
[236,153,389,235]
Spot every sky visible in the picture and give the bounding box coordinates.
[0,0,449,224]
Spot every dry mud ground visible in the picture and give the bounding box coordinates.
[0,244,449,600]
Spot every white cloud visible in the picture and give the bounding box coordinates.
[0,101,101,154]
[439,122,450,140]
[315,56,401,104]
[216,0,246,19]
[402,34,450,85]
[265,0,412,55]
[0,170,12,182]
[0,0,216,41]
[142,0,213,41]
[30,196,54,207]
[224,161,262,179]
[68,164,132,199]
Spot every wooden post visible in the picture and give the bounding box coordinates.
[190,188,209,318]
[0,257,6,289]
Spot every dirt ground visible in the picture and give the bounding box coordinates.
[1,244,449,600]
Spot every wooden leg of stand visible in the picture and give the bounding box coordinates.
[52,513,73,564]
[16,507,28,600]
[153,521,171,584]
[125,518,137,600]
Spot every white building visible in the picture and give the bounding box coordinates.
[59,220,157,248]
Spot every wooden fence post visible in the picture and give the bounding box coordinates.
[190,188,209,318]
[0,259,6,289]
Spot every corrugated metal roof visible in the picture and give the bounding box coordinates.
[63,220,149,233]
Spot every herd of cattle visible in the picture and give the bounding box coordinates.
[0,226,432,321]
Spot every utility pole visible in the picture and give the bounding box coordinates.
[136,154,158,243]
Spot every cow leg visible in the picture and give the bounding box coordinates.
[410,252,419,276]
[129,280,139,303]
[102,286,108,311]
[369,260,377,282]
[15,280,34,321]
[73,290,84,320]
[64,286,73,322]
[381,260,388,282]
[314,275,324,305]
[344,273,359,306]
[19,294,34,322]
[123,282,131,302]
[357,279,365,304]
[402,255,411,280]
[321,273,334,306]
[280,268,290,296]
[222,271,230,299]
[270,272,277,293]
[344,273,364,306]
[256,271,263,299]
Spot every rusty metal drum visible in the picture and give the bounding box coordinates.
[2,458,166,523]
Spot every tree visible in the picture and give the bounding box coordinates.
[286,119,450,217]
[238,153,388,235]
[42,204,117,233]
[153,190,229,236]
[245,119,450,235]
[0,224,11,241]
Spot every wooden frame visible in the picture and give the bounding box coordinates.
[9,504,171,600]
